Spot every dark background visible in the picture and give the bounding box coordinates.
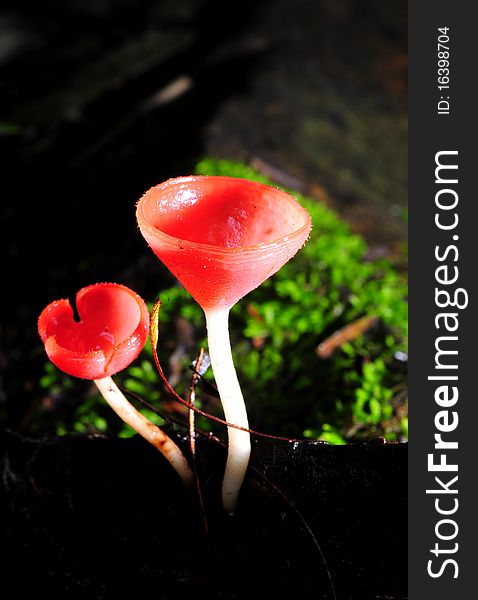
[0,2,408,597]
[0,0,407,430]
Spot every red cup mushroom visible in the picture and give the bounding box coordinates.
[38,282,193,486]
[137,176,312,512]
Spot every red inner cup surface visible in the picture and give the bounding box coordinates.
[38,283,149,379]
[143,176,308,249]
[46,286,141,356]
[137,176,312,311]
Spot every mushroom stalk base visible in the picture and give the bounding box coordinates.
[94,376,193,486]
[205,308,251,514]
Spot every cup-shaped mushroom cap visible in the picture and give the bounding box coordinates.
[38,283,150,380]
[136,176,312,311]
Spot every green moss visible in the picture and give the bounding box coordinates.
[153,158,408,442]
[39,158,408,444]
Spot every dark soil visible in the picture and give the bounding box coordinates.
[1,430,406,599]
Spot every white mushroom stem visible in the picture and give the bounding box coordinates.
[94,376,194,486]
[204,307,251,514]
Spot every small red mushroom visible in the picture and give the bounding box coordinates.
[38,283,149,380]
[137,176,311,512]
[38,283,193,485]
